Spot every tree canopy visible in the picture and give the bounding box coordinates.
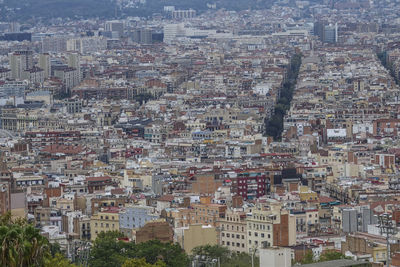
[297,250,349,265]
[122,258,166,267]
[0,212,75,267]
[89,231,189,267]
[265,53,302,140]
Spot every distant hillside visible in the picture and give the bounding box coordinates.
[1,0,116,21]
[0,0,280,21]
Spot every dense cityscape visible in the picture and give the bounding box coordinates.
[2,0,400,266]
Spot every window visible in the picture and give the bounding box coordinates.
[248,232,251,236]
[261,233,264,238]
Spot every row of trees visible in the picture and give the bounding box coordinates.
[265,53,302,140]
[89,231,189,267]
[297,250,350,265]
[89,232,257,267]
[377,51,400,85]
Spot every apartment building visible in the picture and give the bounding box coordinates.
[219,209,247,253]
[90,207,120,240]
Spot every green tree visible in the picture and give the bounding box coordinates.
[89,231,131,267]
[122,258,166,267]
[89,232,189,267]
[300,251,315,264]
[44,253,76,267]
[134,240,189,267]
[318,250,348,262]
[0,219,49,267]
[264,53,302,140]
[0,212,73,267]
[49,242,61,257]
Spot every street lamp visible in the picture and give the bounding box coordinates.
[376,213,397,267]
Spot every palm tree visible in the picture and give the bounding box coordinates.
[0,213,49,267]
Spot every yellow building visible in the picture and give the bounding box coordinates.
[175,224,217,254]
[372,246,387,262]
[123,169,152,190]
[90,208,120,241]
[299,186,318,202]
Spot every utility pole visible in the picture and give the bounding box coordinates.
[377,213,397,267]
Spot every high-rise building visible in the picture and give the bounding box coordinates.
[342,207,378,233]
[9,50,33,79]
[68,52,81,81]
[314,21,338,43]
[140,28,153,44]
[67,37,107,54]
[21,67,44,84]
[171,9,196,19]
[54,67,80,94]
[66,39,81,52]
[39,53,51,79]
[104,21,124,37]
[131,28,153,44]
[163,23,185,44]
[41,37,67,53]
[324,23,338,43]
[342,208,357,233]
